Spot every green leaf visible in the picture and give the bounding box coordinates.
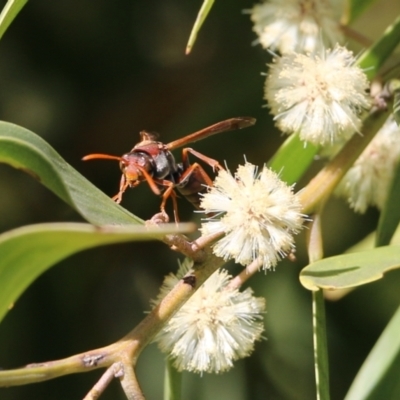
[268,133,318,185]
[392,79,400,126]
[300,246,400,291]
[164,359,182,400]
[0,0,28,40]
[345,0,377,23]
[0,121,142,225]
[185,0,214,54]
[357,14,400,80]
[312,291,330,400]
[376,158,400,246]
[345,304,400,400]
[0,222,193,324]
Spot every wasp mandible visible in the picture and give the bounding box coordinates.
[83,117,256,221]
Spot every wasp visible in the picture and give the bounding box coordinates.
[83,117,256,221]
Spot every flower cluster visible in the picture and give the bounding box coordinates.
[336,116,400,213]
[250,0,343,54]
[153,260,265,374]
[200,163,304,270]
[264,45,371,146]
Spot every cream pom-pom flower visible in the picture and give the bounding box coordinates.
[200,163,305,270]
[153,260,265,374]
[265,45,371,146]
[249,0,343,54]
[336,115,400,213]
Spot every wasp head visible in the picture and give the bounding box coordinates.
[120,151,161,195]
[82,150,161,196]
[120,152,153,184]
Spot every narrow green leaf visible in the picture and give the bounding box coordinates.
[357,14,400,80]
[268,133,318,185]
[376,158,400,246]
[300,246,400,291]
[185,0,214,54]
[345,0,377,23]
[0,222,193,324]
[392,80,400,126]
[0,0,28,40]
[312,290,330,400]
[164,359,182,400]
[0,121,142,225]
[345,304,400,400]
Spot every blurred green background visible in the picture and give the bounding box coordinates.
[0,0,399,399]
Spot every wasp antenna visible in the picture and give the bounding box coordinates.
[235,117,256,129]
[138,166,161,195]
[82,154,124,162]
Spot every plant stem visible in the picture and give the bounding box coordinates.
[0,251,225,388]
[119,361,145,400]
[299,110,388,214]
[83,362,124,400]
[164,359,182,400]
[307,212,330,400]
[227,257,263,290]
[313,290,330,400]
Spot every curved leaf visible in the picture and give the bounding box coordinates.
[357,13,400,80]
[300,246,400,291]
[0,222,193,323]
[164,359,182,400]
[186,0,214,54]
[0,0,28,40]
[0,121,142,225]
[268,133,318,185]
[343,0,377,23]
[345,304,400,400]
[394,80,400,125]
[376,157,400,246]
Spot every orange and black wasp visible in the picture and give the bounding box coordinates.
[83,117,256,221]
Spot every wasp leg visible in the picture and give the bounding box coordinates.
[178,162,213,186]
[112,174,129,204]
[175,162,214,210]
[152,179,180,223]
[170,190,179,223]
[181,148,224,171]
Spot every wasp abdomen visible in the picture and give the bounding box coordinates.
[176,164,210,209]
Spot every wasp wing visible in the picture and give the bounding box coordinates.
[165,117,256,151]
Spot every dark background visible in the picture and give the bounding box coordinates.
[0,0,399,399]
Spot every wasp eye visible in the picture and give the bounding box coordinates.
[119,159,128,172]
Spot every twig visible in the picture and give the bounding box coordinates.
[0,349,114,386]
[299,109,389,214]
[0,251,225,392]
[162,231,223,262]
[119,362,145,400]
[226,257,263,290]
[83,362,124,400]
[341,24,372,47]
[191,231,224,250]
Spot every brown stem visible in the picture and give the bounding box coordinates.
[341,24,373,47]
[0,250,225,389]
[162,231,224,262]
[119,251,224,360]
[299,110,389,214]
[226,257,263,290]
[83,362,124,400]
[119,362,145,400]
